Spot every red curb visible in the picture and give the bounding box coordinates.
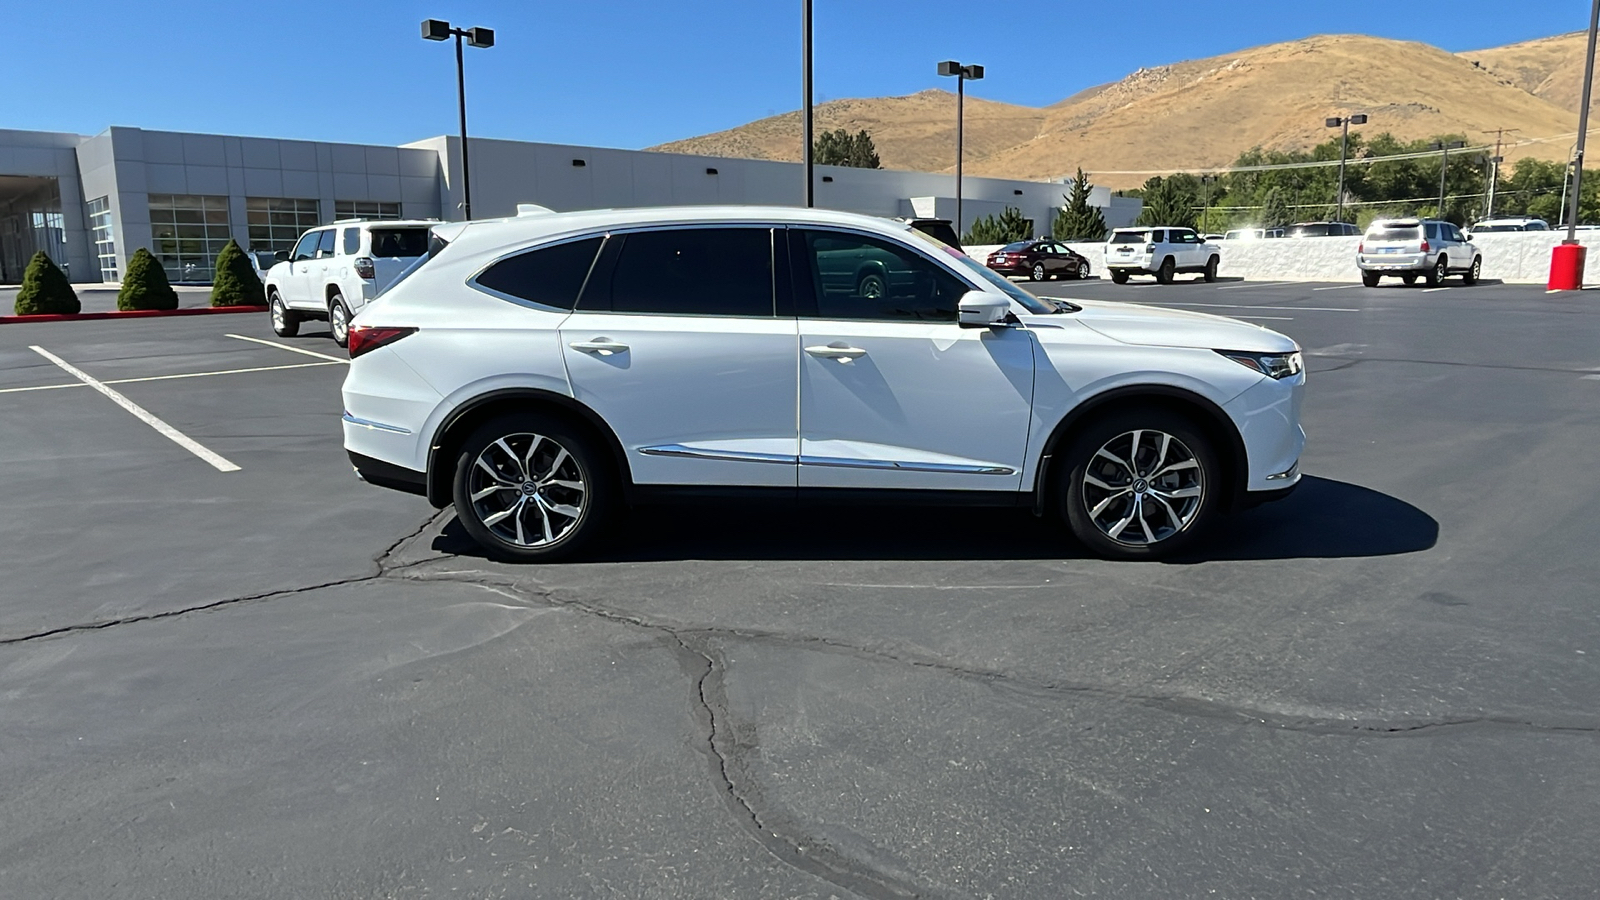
[0,305,268,325]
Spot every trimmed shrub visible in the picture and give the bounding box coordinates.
[118,248,179,311]
[13,251,80,316]
[210,239,266,307]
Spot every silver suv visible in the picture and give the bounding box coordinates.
[1358,218,1481,287]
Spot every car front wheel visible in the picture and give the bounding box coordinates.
[269,291,299,337]
[452,414,613,562]
[1060,410,1220,560]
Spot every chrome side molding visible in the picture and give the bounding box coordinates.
[341,413,413,435]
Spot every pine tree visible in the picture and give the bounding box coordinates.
[1135,176,1199,229]
[210,239,266,307]
[13,251,80,316]
[964,206,1034,244]
[1259,187,1291,229]
[118,248,179,311]
[1052,169,1108,241]
[813,128,881,168]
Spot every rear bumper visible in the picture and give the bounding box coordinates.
[1358,254,1426,271]
[987,262,1029,275]
[349,450,428,498]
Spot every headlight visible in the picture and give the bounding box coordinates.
[1218,350,1303,379]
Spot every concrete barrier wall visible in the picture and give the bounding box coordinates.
[968,233,1600,284]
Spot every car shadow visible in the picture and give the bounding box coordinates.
[427,475,1436,564]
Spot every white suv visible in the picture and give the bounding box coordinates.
[342,206,1305,561]
[1106,227,1221,284]
[265,219,435,346]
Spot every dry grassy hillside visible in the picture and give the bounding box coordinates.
[1464,32,1589,112]
[650,33,1585,189]
[648,90,1045,173]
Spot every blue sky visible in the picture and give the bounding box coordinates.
[6,1,1588,149]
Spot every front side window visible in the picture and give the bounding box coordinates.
[583,227,774,317]
[475,236,603,309]
[291,231,321,261]
[796,229,966,322]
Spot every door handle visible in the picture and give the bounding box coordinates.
[569,339,629,356]
[805,343,867,362]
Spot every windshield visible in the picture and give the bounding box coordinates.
[904,227,1067,314]
[1109,231,1147,244]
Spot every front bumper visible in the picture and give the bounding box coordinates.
[1221,371,1306,493]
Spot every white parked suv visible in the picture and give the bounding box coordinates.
[265,219,435,346]
[342,206,1305,561]
[1106,226,1221,284]
[1357,218,1481,287]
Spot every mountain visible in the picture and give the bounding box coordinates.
[649,33,1584,189]
[1463,32,1589,113]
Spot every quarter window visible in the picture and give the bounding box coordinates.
[583,228,774,317]
[795,229,966,322]
[475,236,603,309]
[342,227,360,255]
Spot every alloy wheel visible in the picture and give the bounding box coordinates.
[330,303,348,344]
[467,432,587,547]
[1080,429,1204,545]
[1032,263,1046,281]
[271,297,285,331]
[1078,261,1090,279]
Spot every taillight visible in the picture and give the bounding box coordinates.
[353,256,375,279]
[347,325,416,359]
[1420,240,1430,253]
[1357,242,1364,254]
[1144,242,1155,252]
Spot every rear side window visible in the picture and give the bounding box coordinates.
[342,227,360,255]
[584,228,774,317]
[370,228,429,258]
[316,229,337,257]
[474,236,603,310]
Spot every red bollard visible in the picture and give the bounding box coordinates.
[1548,242,1587,291]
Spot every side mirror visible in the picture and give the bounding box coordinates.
[273,250,290,263]
[958,291,1011,328]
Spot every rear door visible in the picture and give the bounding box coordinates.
[558,226,799,488]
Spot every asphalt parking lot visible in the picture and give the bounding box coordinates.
[3,279,1599,898]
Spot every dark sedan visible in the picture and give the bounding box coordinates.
[985,239,1091,281]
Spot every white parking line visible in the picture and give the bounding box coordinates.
[1216,281,1295,290]
[1139,302,1359,313]
[30,346,240,472]
[1420,287,1452,293]
[1311,284,1365,291]
[225,333,350,363]
[1232,315,1295,321]
[0,360,339,395]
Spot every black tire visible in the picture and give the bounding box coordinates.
[857,271,886,299]
[1362,271,1380,287]
[1076,260,1090,279]
[1401,273,1418,286]
[269,291,300,337]
[1463,256,1481,286]
[328,293,352,348]
[1156,256,1176,285]
[1058,408,1221,560]
[1031,263,1047,282]
[1425,255,1446,287]
[452,413,615,563]
[1111,270,1130,284]
[1203,256,1219,283]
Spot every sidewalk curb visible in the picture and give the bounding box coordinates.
[0,305,268,325]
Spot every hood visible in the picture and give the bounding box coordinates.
[1047,299,1298,353]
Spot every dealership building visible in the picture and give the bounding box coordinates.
[0,126,1140,284]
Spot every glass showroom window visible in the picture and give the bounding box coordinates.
[148,194,231,282]
[246,197,320,254]
[88,197,118,282]
[335,200,402,220]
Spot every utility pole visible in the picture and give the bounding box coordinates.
[1325,114,1367,224]
[1481,128,1518,219]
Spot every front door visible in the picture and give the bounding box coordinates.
[790,228,1035,493]
[286,230,323,310]
[559,226,799,488]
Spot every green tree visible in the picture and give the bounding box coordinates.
[118,248,179,311]
[13,251,80,316]
[1259,187,1290,228]
[964,206,1033,244]
[1052,168,1108,241]
[1135,176,1199,229]
[813,128,881,168]
[210,239,266,307]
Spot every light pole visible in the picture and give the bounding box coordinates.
[1566,0,1600,243]
[1560,144,1579,227]
[422,18,495,220]
[1325,114,1367,224]
[938,60,984,237]
[1200,174,1216,233]
[802,0,813,207]
[1431,140,1466,221]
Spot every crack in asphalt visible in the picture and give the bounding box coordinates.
[0,510,446,646]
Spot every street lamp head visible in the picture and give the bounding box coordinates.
[467,26,495,48]
[1349,114,1368,125]
[937,60,961,77]
[963,64,984,80]
[421,18,451,40]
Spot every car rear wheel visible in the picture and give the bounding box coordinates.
[1426,256,1446,287]
[1030,263,1047,281]
[269,291,299,337]
[858,272,886,299]
[1463,256,1481,285]
[452,414,614,562]
[1156,256,1176,284]
[1362,271,1380,287]
[328,293,351,348]
[1111,270,1130,284]
[1076,260,1090,279]
[1059,409,1220,560]
[1203,256,1219,283]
